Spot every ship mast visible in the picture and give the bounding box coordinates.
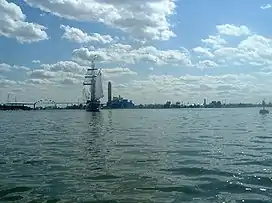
[90,58,97,101]
[83,55,98,101]
[262,99,266,110]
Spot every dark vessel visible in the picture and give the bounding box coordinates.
[259,99,269,114]
[85,100,100,112]
[83,56,104,112]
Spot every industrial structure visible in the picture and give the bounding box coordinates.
[108,81,112,104]
[106,82,135,109]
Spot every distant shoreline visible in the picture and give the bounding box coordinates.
[0,103,269,111]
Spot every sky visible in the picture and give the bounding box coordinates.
[1,0,272,104]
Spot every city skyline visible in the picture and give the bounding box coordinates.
[1,0,272,104]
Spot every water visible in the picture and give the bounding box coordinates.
[0,108,272,202]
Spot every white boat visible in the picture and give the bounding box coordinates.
[83,56,104,112]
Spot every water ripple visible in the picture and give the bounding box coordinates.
[0,109,272,202]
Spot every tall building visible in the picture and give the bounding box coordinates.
[108,81,112,103]
[204,98,207,106]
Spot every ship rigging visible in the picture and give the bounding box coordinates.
[83,56,104,112]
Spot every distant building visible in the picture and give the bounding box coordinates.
[109,95,135,108]
[108,81,112,103]
[106,81,135,109]
[204,98,207,106]
[207,100,222,108]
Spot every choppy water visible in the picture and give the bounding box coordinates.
[0,108,272,203]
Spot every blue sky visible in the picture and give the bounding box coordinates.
[1,0,272,104]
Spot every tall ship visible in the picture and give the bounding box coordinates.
[83,57,104,112]
[259,99,269,114]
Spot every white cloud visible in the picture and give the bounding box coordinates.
[108,73,272,104]
[25,78,52,85]
[0,0,48,43]
[197,25,251,55]
[192,46,214,58]
[72,43,192,66]
[194,26,272,68]
[261,4,272,9]
[237,34,272,55]
[41,61,86,73]
[103,67,137,79]
[2,61,272,104]
[216,24,251,36]
[0,63,11,73]
[32,60,40,64]
[0,79,17,88]
[196,60,218,69]
[24,61,137,86]
[23,0,176,41]
[0,61,140,102]
[27,68,83,85]
[60,25,115,44]
[211,34,272,67]
[59,77,80,85]
[2,19,272,104]
[201,35,227,49]
[0,63,30,74]
[27,69,57,79]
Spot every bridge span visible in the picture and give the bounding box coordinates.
[2,100,106,109]
[2,101,82,105]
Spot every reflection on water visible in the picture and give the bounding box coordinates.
[0,109,272,202]
[107,110,113,125]
[85,111,104,125]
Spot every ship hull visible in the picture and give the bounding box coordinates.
[85,100,100,112]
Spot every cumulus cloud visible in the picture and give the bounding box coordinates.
[23,0,176,41]
[72,43,192,66]
[192,47,214,58]
[107,73,272,104]
[27,68,83,85]
[260,4,272,9]
[41,61,86,73]
[0,63,30,73]
[0,63,11,73]
[3,19,272,104]
[27,69,57,79]
[0,61,140,102]
[2,62,272,104]
[25,78,52,85]
[196,60,218,69]
[216,24,251,37]
[201,35,227,49]
[212,34,272,66]
[24,61,137,87]
[0,78,17,88]
[32,60,40,64]
[0,0,48,43]
[199,24,251,51]
[60,25,116,44]
[193,25,272,68]
[103,67,137,79]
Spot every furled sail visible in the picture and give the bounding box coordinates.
[95,70,104,100]
[82,86,90,101]
[83,69,95,85]
[82,56,103,102]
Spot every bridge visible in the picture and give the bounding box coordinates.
[2,100,83,109]
[1,99,106,109]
